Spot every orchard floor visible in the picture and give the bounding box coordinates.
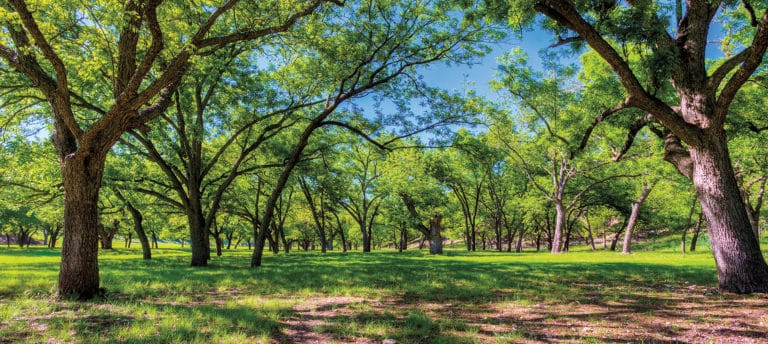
[0,243,766,343]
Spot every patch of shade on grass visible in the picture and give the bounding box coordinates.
[0,243,765,343]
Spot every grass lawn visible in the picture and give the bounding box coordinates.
[0,238,766,343]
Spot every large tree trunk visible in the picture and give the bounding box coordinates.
[188,204,209,266]
[690,139,768,293]
[361,224,371,252]
[59,160,103,300]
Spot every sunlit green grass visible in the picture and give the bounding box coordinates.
[0,235,747,343]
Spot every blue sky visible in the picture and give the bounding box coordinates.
[418,28,558,103]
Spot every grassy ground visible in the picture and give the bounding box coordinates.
[0,238,766,343]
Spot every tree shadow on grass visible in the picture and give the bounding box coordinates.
[278,301,475,344]
[5,249,756,343]
[94,250,718,303]
[7,299,291,343]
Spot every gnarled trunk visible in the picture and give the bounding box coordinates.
[690,139,768,293]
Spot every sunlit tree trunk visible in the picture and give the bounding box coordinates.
[622,179,657,254]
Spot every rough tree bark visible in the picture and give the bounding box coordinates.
[0,0,337,299]
[533,0,768,292]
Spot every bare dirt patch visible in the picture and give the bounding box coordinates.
[273,288,768,343]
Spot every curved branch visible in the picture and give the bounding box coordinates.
[8,0,68,90]
[320,120,391,151]
[577,99,628,152]
[709,48,749,91]
[715,10,768,123]
[612,115,650,161]
[535,0,697,144]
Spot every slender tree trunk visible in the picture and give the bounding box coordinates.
[622,180,656,254]
[115,190,151,259]
[610,219,627,252]
[690,140,768,293]
[551,202,565,253]
[125,232,132,248]
[280,228,290,254]
[494,216,502,251]
[429,214,443,254]
[583,211,596,251]
[505,217,514,252]
[682,195,697,254]
[602,224,607,250]
[17,226,27,248]
[690,212,703,252]
[214,235,223,257]
[535,231,541,251]
[515,224,525,252]
[741,176,766,241]
[97,222,117,250]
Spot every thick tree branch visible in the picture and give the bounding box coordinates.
[194,1,337,52]
[708,48,749,91]
[399,192,431,237]
[715,10,768,122]
[122,0,164,100]
[535,0,699,145]
[8,0,68,90]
